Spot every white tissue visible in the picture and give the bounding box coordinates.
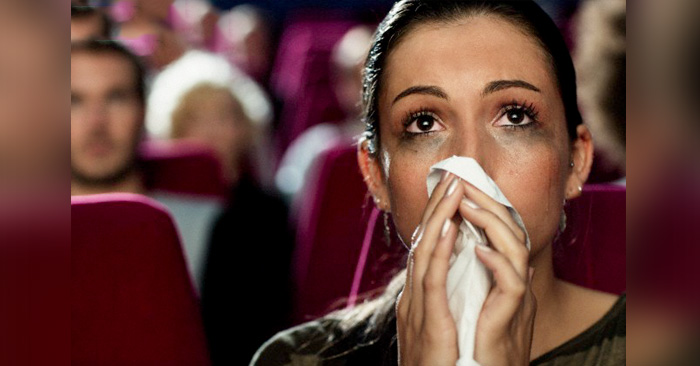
[426,156,530,366]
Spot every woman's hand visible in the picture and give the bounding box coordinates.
[396,174,536,366]
[457,180,537,366]
[397,172,463,366]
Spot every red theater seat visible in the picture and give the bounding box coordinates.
[72,194,210,366]
[1,197,70,366]
[139,140,227,199]
[294,146,626,322]
[553,184,626,294]
[292,144,403,323]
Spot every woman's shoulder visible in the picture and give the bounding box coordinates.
[531,290,625,366]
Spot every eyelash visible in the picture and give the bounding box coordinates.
[498,99,540,130]
[401,108,440,139]
[399,99,541,139]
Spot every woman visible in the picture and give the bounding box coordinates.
[253,1,625,365]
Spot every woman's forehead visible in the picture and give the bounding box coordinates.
[381,16,554,100]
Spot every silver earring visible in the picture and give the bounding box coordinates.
[569,161,575,168]
[383,211,392,247]
[559,210,567,232]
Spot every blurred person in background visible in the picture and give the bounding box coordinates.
[146,49,274,183]
[0,0,66,190]
[171,0,220,50]
[274,25,373,202]
[71,40,222,293]
[574,0,626,184]
[71,41,147,197]
[213,4,274,84]
[146,49,294,365]
[0,1,67,361]
[628,0,700,364]
[71,4,112,41]
[113,0,188,71]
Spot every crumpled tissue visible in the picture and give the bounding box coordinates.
[426,156,530,366]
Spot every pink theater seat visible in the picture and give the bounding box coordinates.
[139,140,227,199]
[294,145,626,323]
[72,194,211,366]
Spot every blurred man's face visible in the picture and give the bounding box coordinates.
[71,52,143,186]
[71,14,105,41]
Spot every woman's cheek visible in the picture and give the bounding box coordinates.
[386,152,435,244]
[498,144,566,253]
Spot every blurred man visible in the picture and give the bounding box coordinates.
[71,4,112,41]
[71,41,146,196]
[71,40,221,292]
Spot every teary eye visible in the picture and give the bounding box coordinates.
[405,111,445,134]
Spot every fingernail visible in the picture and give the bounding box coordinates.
[529,267,535,281]
[446,178,459,197]
[461,198,479,209]
[441,170,450,182]
[441,218,452,238]
[475,244,492,253]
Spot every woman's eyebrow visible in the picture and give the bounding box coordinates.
[392,85,449,105]
[482,79,541,96]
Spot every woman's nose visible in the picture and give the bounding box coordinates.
[450,120,490,166]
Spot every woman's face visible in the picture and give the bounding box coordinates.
[371,16,584,256]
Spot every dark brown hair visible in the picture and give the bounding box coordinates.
[71,40,146,105]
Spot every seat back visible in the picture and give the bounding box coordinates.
[72,194,210,365]
[553,184,626,294]
[139,140,227,199]
[1,197,70,366]
[291,145,402,323]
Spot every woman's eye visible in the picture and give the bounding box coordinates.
[405,112,445,134]
[494,106,537,128]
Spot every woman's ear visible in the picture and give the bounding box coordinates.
[566,124,595,199]
[357,139,391,212]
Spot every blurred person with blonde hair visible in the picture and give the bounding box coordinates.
[574,0,626,184]
[147,50,294,365]
[147,50,273,184]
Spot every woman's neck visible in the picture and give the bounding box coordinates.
[528,243,619,360]
[528,243,570,360]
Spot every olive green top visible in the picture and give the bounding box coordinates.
[252,294,626,366]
